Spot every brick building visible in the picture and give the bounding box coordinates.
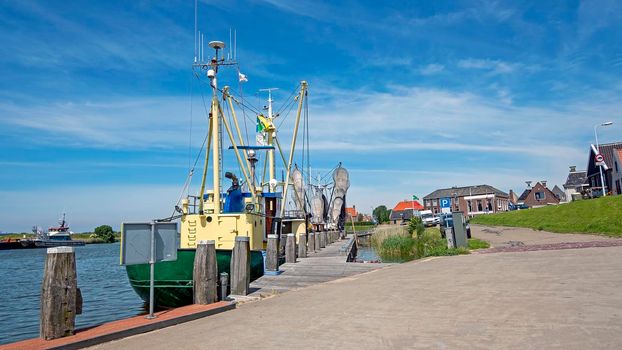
[517,181,560,207]
[423,185,509,216]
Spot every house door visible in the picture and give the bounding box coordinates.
[616,180,621,195]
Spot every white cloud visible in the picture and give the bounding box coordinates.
[457,58,521,74]
[420,64,445,75]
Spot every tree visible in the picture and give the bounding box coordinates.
[94,225,115,243]
[372,205,391,224]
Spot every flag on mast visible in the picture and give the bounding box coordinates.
[238,72,248,82]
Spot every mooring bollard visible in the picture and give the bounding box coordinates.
[279,233,287,257]
[298,233,307,258]
[266,234,279,274]
[308,232,316,253]
[314,231,321,250]
[230,236,250,296]
[285,233,296,263]
[41,246,81,340]
[328,230,334,244]
[193,240,218,304]
[319,231,326,248]
[219,272,229,301]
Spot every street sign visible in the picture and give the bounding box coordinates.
[595,153,605,166]
[121,222,178,266]
[440,197,451,214]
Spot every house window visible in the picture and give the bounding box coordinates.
[487,200,492,211]
[432,200,438,206]
[535,191,545,200]
[467,200,472,212]
[477,200,483,211]
[616,161,619,173]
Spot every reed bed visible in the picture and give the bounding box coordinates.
[370,223,469,262]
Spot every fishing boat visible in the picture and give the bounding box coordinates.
[34,214,85,247]
[122,38,312,308]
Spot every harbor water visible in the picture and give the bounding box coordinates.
[0,243,144,345]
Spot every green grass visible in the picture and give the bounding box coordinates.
[345,222,376,233]
[468,238,490,250]
[370,225,471,262]
[470,195,622,237]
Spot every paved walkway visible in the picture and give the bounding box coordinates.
[88,230,622,349]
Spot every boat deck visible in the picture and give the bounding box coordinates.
[247,236,393,298]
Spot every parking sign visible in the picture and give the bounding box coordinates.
[440,197,451,214]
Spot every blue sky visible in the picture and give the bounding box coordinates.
[1,0,621,232]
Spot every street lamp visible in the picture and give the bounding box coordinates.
[594,121,613,197]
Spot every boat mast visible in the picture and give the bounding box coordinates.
[208,42,224,214]
[260,88,278,192]
[279,81,308,218]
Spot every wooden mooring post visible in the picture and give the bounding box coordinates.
[308,232,316,253]
[40,246,81,340]
[298,233,307,258]
[230,236,250,296]
[285,233,296,263]
[193,240,218,304]
[314,231,321,251]
[319,231,326,248]
[266,234,279,273]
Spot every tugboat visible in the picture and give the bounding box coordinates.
[34,214,85,247]
[122,39,311,308]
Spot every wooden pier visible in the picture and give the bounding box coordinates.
[247,234,392,298]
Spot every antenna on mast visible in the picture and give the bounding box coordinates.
[229,28,232,61]
[259,88,279,119]
[194,0,198,62]
[234,29,237,60]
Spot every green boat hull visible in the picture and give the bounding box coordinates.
[126,249,265,308]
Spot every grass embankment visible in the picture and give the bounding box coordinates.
[345,222,376,233]
[370,225,480,262]
[470,195,622,237]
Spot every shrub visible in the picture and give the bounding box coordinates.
[94,225,115,243]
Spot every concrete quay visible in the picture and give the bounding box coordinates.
[88,227,622,350]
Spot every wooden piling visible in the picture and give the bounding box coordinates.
[266,234,279,272]
[285,233,296,263]
[314,231,321,250]
[230,236,250,296]
[298,233,307,258]
[193,240,218,304]
[328,230,334,244]
[319,231,326,248]
[40,246,78,340]
[308,232,315,252]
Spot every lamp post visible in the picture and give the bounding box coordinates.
[594,121,613,197]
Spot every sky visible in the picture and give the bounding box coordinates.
[1,0,621,232]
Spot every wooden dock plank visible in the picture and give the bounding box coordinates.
[248,236,392,297]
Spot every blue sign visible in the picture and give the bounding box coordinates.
[440,197,451,208]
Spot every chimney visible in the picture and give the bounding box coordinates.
[569,165,576,172]
[541,180,547,188]
[526,181,532,188]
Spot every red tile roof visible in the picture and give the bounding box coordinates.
[345,207,357,216]
[392,200,424,211]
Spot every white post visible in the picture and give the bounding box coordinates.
[146,221,156,319]
[594,122,613,196]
